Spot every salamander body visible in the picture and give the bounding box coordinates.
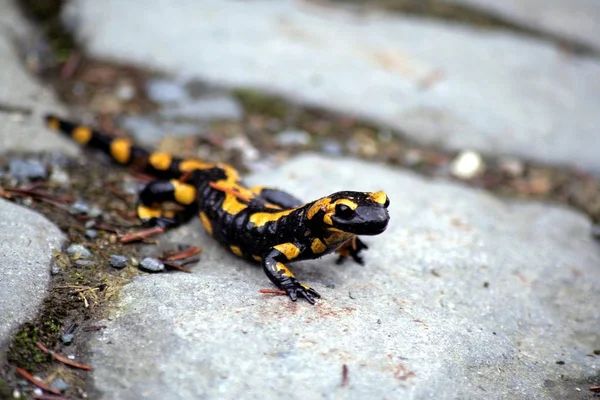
[46,115,390,303]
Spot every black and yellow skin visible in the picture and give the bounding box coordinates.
[45,115,390,304]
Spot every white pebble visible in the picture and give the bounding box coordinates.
[450,150,485,179]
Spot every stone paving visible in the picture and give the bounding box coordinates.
[0,0,599,399]
[65,0,600,172]
[90,155,600,399]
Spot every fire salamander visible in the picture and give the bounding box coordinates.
[45,115,390,304]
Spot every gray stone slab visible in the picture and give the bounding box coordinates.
[90,154,600,400]
[0,199,64,343]
[445,0,600,51]
[64,0,600,172]
[0,0,69,346]
[0,0,76,155]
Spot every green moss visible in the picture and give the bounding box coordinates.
[7,324,51,371]
[232,89,289,119]
[0,379,12,399]
[18,0,76,61]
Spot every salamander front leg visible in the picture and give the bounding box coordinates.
[262,249,321,304]
[336,237,368,265]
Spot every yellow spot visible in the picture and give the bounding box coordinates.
[249,209,295,227]
[335,198,358,210]
[149,152,173,171]
[137,205,162,220]
[307,198,331,219]
[274,243,301,260]
[275,262,295,278]
[230,245,243,257]
[265,203,282,210]
[252,255,262,262]
[171,180,196,205]
[110,138,132,164]
[199,212,212,235]
[219,164,241,182]
[311,238,327,254]
[163,210,175,219]
[222,193,248,215]
[179,159,214,172]
[369,191,388,205]
[323,213,333,225]
[73,126,92,145]
[47,117,60,130]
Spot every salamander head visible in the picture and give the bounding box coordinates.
[307,191,390,235]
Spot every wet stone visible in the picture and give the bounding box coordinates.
[110,254,129,269]
[70,200,91,215]
[85,229,98,239]
[61,333,74,345]
[75,260,95,267]
[146,78,187,104]
[320,139,343,156]
[8,158,47,181]
[274,129,311,147]
[139,257,164,272]
[50,378,69,393]
[66,244,92,259]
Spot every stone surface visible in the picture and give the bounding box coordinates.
[0,0,68,348]
[64,0,600,172]
[0,199,64,344]
[0,0,76,155]
[445,0,600,51]
[90,155,600,399]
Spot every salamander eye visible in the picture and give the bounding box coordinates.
[383,197,390,208]
[335,204,354,219]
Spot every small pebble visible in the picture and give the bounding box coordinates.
[85,229,98,239]
[89,205,103,218]
[50,377,69,393]
[85,220,96,229]
[66,244,92,259]
[75,260,95,268]
[61,333,74,345]
[12,389,21,399]
[115,82,136,101]
[404,149,423,166]
[51,265,61,275]
[499,157,525,177]
[9,159,47,181]
[33,388,43,396]
[109,234,117,244]
[110,254,129,269]
[130,257,140,267]
[450,150,485,180]
[274,129,311,147]
[70,200,91,215]
[49,166,70,185]
[321,140,342,156]
[146,78,187,103]
[139,257,165,272]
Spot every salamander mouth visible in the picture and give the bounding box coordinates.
[333,209,390,235]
